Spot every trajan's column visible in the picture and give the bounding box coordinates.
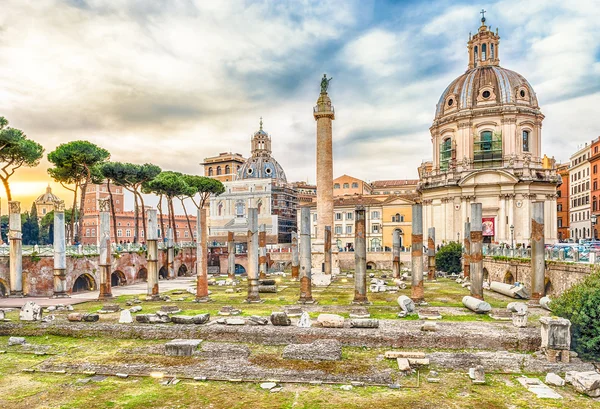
[313,74,335,273]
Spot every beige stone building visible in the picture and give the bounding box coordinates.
[418,15,560,245]
[569,144,591,241]
[202,152,246,183]
[333,175,372,196]
[371,179,418,196]
[34,185,63,218]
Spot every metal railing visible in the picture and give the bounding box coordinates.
[482,244,598,264]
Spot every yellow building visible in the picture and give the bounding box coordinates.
[333,175,372,197]
[381,195,415,250]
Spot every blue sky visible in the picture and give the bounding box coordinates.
[0,0,599,208]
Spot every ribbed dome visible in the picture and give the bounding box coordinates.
[35,186,60,203]
[237,156,287,183]
[434,66,539,120]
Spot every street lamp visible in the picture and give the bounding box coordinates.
[510,225,515,250]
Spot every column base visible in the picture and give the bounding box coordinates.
[97,294,114,301]
[351,299,371,305]
[51,293,71,299]
[8,292,24,298]
[194,296,212,303]
[145,295,162,301]
[298,298,315,304]
[244,298,264,304]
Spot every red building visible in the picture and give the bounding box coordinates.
[80,182,196,245]
[590,137,600,239]
[556,163,570,241]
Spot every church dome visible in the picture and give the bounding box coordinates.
[237,119,288,183]
[35,185,61,204]
[434,66,539,120]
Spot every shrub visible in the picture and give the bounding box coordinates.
[552,268,600,360]
[435,241,462,274]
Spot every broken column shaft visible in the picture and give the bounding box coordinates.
[392,229,401,279]
[52,202,68,298]
[427,227,436,280]
[470,203,484,300]
[291,230,299,279]
[259,224,267,279]
[146,209,160,300]
[411,203,424,303]
[530,202,545,305]
[98,203,112,300]
[299,207,313,303]
[463,222,471,279]
[246,208,261,302]
[227,231,235,280]
[196,207,210,302]
[8,201,22,297]
[353,206,368,304]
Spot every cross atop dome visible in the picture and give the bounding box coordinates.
[480,8,486,24]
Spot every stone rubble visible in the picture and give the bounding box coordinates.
[282,339,342,361]
[8,336,26,346]
[20,302,42,321]
[349,318,379,329]
[119,310,133,324]
[566,371,600,397]
[297,312,312,328]
[165,339,202,356]
[462,296,491,313]
[317,314,344,328]
[270,312,291,326]
[545,372,565,387]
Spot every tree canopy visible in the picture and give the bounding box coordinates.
[0,117,44,200]
[182,175,225,209]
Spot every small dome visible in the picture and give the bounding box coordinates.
[435,66,539,120]
[237,156,287,183]
[35,185,60,203]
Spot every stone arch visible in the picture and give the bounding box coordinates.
[235,264,246,275]
[72,273,97,293]
[366,261,377,270]
[503,271,515,285]
[159,266,168,279]
[178,264,188,277]
[545,278,553,295]
[136,268,147,282]
[483,267,490,282]
[111,270,127,287]
[0,278,8,297]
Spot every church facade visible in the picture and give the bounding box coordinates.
[208,120,297,244]
[418,15,560,245]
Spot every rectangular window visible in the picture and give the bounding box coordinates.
[334,225,342,235]
[346,212,353,220]
[117,229,122,237]
[335,213,342,221]
[440,139,453,172]
[558,218,563,228]
[371,211,380,219]
[126,229,131,237]
[372,225,379,233]
[473,131,502,169]
[522,130,530,152]
[184,231,189,237]
[557,204,562,211]
[346,225,352,234]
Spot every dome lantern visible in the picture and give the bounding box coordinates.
[467,10,500,69]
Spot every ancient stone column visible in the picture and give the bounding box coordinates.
[463,222,471,279]
[392,229,401,279]
[530,202,545,305]
[353,206,368,304]
[167,228,174,279]
[470,203,484,300]
[313,79,335,274]
[97,199,113,300]
[8,201,23,297]
[324,225,332,275]
[196,207,210,302]
[246,208,260,302]
[411,204,424,303]
[258,224,267,279]
[291,230,299,279]
[227,231,235,280]
[146,208,160,300]
[427,227,436,281]
[52,201,69,298]
[299,207,313,303]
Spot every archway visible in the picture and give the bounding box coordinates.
[545,278,553,295]
[136,268,147,282]
[483,268,489,282]
[111,270,127,287]
[72,274,97,293]
[235,264,246,275]
[0,279,8,297]
[178,264,188,277]
[503,271,515,285]
[159,266,168,279]
[366,261,377,270]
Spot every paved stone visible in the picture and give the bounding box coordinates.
[385,351,426,359]
[545,373,565,387]
[225,318,245,325]
[349,307,370,318]
[517,377,562,399]
[260,382,277,390]
[283,339,342,361]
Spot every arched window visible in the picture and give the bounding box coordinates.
[474,130,502,169]
[218,203,223,216]
[343,183,349,189]
[481,43,487,60]
[522,130,530,152]
[225,165,230,174]
[491,43,494,59]
[474,46,478,67]
[393,213,400,222]
[440,138,453,171]
[208,167,213,176]
[216,166,222,175]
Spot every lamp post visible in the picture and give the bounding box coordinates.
[592,214,598,240]
[510,225,515,253]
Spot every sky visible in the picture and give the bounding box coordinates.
[1,0,599,212]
